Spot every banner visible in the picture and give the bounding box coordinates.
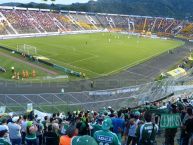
[89,87,139,96]
[0,106,6,115]
[34,109,52,120]
[160,114,181,128]
[27,103,33,112]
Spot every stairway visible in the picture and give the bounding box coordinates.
[0,12,18,34]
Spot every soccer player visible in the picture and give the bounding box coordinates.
[82,73,86,78]
[91,81,94,88]
[11,66,15,73]
[32,70,36,78]
[22,70,26,78]
[17,72,20,80]
[25,70,29,78]
[94,118,121,145]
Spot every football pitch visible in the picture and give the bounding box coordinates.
[0,33,184,78]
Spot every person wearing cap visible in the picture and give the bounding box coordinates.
[1,118,11,144]
[25,121,38,145]
[90,115,104,136]
[134,111,141,126]
[94,118,121,145]
[59,125,78,145]
[71,135,98,145]
[8,116,22,145]
[89,115,104,136]
[11,66,15,73]
[0,125,11,145]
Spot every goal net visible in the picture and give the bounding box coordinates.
[17,44,37,56]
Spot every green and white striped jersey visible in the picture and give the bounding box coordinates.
[136,122,158,144]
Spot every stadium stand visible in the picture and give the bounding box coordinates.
[0,92,192,145]
[29,11,59,32]
[0,7,192,39]
[88,14,103,28]
[0,9,38,34]
[96,14,110,28]
[70,12,95,30]
[181,23,193,37]
[50,12,79,31]
[0,5,193,145]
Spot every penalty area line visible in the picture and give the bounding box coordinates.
[70,55,99,64]
[50,58,101,76]
[102,50,168,76]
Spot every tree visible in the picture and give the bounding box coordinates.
[42,0,57,10]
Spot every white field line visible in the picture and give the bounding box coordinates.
[0,40,181,77]
[27,42,101,75]
[0,43,15,49]
[36,44,101,76]
[37,41,97,57]
[70,55,98,64]
[0,43,101,76]
[102,50,170,76]
[0,42,167,77]
[127,70,149,78]
[51,57,101,75]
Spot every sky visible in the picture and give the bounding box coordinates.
[0,0,91,4]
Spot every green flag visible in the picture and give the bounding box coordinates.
[160,114,181,128]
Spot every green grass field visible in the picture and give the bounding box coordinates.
[0,33,184,79]
[0,54,46,79]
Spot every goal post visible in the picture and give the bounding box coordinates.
[17,44,37,56]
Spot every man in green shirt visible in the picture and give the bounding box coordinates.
[90,115,103,136]
[94,118,121,145]
[136,111,158,145]
[0,125,11,145]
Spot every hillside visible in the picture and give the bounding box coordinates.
[1,0,193,20]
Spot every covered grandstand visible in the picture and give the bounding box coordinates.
[0,6,192,39]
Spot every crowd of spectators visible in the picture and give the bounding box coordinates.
[0,20,8,35]
[29,11,58,32]
[0,9,192,37]
[48,13,78,31]
[0,97,192,145]
[0,10,37,34]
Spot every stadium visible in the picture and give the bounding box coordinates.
[0,0,193,145]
